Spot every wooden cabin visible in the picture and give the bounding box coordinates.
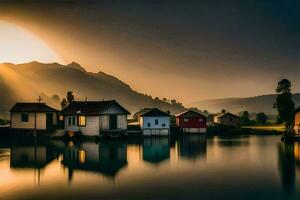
[137,108,170,136]
[60,100,130,136]
[176,110,207,133]
[214,112,241,127]
[294,108,300,134]
[10,103,58,131]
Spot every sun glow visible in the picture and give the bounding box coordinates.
[0,21,64,64]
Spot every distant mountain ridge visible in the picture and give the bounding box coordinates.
[0,61,185,118]
[189,94,300,115]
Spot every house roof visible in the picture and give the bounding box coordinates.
[175,109,207,118]
[139,108,170,117]
[60,100,130,115]
[215,112,240,119]
[10,103,58,113]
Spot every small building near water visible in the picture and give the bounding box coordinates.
[294,108,300,134]
[176,110,207,133]
[214,112,241,127]
[137,108,170,136]
[60,100,130,136]
[10,103,58,131]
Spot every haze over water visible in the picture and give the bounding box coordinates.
[0,135,299,200]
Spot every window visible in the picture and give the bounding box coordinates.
[72,117,76,126]
[162,123,166,127]
[230,117,233,122]
[21,114,29,122]
[78,150,86,164]
[147,122,151,127]
[155,119,158,125]
[183,118,189,122]
[78,116,86,127]
[199,118,203,122]
[59,115,64,121]
[68,116,76,126]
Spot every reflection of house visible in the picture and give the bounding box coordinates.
[176,110,207,133]
[214,112,241,127]
[294,108,300,134]
[61,141,127,179]
[178,135,207,160]
[10,145,58,168]
[137,108,170,136]
[10,103,58,131]
[142,137,170,164]
[60,100,130,136]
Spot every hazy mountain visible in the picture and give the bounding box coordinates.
[189,94,300,115]
[0,61,185,118]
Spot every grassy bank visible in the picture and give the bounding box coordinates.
[208,125,283,136]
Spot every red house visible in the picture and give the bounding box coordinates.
[176,110,207,133]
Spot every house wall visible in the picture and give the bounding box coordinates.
[217,115,241,127]
[65,116,100,136]
[294,112,300,134]
[11,112,47,130]
[176,117,207,128]
[141,116,170,136]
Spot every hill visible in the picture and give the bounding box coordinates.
[188,94,300,115]
[0,61,185,118]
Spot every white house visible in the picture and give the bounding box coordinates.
[10,103,58,131]
[137,108,170,136]
[60,100,130,136]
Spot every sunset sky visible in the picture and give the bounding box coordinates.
[0,0,299,104]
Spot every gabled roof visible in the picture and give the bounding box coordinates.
[139,108,170,117]
[176,109,207,118]
[215,112,240,119]
[60,100,130,115]
[10,103,58,113]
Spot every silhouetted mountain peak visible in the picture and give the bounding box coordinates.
[67,62,86,72]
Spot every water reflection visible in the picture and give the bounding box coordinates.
[178,135,207,160]
[277,142,300,196]
[143,137,170,164]
[10,144,58,169]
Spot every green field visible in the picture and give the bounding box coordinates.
[242,125,286,132]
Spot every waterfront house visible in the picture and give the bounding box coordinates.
[214,112,241,127]
[60,100,130,136]
[175,109,207,133]
[294,108,300,134]
[137,108,170,136]
[10,103,58,131]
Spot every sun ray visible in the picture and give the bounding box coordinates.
[0,21,64,64]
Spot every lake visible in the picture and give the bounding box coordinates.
[0,135,299,200]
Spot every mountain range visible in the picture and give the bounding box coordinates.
[0,61,185,118]
[189,94,300,115]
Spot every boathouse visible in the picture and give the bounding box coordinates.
[176,109,207,133]
[137,108,170,136]
[214,112,241,127]
[60,100,130,136]
[10,103,58,131]
[294,108,300,134]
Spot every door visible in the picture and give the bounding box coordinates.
[46,113,54,130]
[109,115,118,130]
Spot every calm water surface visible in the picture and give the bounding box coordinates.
[0,135,299,200]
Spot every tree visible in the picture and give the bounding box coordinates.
[51,94,60,103]
[256,112,267,125]
[170,99,177,105]
[221,109,226,114]
[61,98,68,109]
[241,111,251,126]
[273,79,295,129]
[66,91,75,104]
